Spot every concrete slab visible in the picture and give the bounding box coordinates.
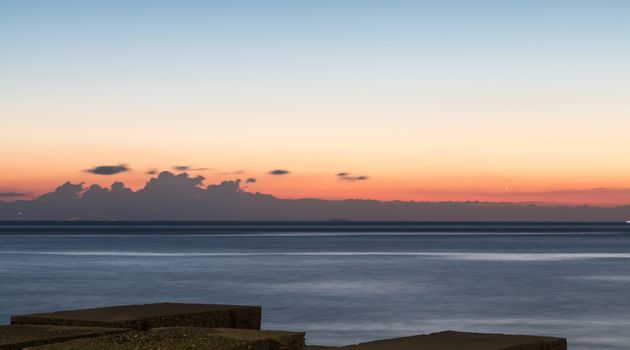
[305,331,567,350]
[11,303,261,330]
[24,327,305,350]
[0,325,126,350]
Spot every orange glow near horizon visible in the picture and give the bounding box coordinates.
[3,166,630,206]
[3,76,630,206]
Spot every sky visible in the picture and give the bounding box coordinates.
[1,0,630,205]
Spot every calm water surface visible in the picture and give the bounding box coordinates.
[1,222,629,349]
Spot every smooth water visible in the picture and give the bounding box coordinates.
[1,222,630,349]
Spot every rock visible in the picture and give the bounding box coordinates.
[305,331,567,350]
[23,327,305,350]
[11,303,261,331]
[0,325,125,350]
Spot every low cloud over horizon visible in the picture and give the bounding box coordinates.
[409,187,630,206]
[6,163,630,207]
[2,172,630,221]
[6,168,630,206]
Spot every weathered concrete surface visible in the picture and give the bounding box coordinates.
[11,303,261,330]
[24,327,305,350]
[305,331,567,350]
[0,325,125,350]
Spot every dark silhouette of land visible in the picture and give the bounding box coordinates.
[1,171,629,221]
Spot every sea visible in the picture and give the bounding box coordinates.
[1,222,629,349]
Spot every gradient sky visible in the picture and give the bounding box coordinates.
[2,0,630,204]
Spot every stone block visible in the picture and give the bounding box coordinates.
[0,325,125,350]
[24,327,305,350]
[11,303,261,331]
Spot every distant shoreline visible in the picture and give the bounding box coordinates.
[1,221,629,236]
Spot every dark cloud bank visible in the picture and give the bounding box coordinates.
[0,192,28,198]
[1,171,630,221]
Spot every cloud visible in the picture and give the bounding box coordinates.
[172,165,209,171]
[0,192,27,198]
[85,164,130,175]
[37,182,85,202]
[337,172,369,181]
[269,169,290,175]
[142,171,205,199]
[220,170,245,175]
[245,177,257,183]
[146,169,158,175]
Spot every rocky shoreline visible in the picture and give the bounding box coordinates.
[1,303,567,350]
